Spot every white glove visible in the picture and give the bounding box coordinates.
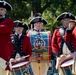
[68,22,74,30]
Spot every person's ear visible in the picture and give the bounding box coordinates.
[4,9,7,15]
[61,20,63,23]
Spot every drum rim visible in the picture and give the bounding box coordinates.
[11,61,30,70]
[60,58,73,68]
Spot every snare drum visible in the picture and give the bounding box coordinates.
[11,61,30,75]
[60,58,74,75]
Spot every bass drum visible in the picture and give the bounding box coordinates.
[28,31,51,62]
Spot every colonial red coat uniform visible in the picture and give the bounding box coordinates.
[11,34,32,60]
[52,12,75,75]
[52,26,74,57]
[52,28,62,56]
[0,18,14,70]
[65,27,76,51]
[23,35,32,57]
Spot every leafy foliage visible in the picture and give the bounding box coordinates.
[5,0,76,34]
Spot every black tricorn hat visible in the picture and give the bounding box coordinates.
[0,1,12,11]
[56,12,75,20]
[30,17,47,25]
[14,20,28,30]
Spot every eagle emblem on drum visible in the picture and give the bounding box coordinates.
[34,35,45,50]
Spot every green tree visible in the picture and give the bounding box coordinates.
[5,0,76,34]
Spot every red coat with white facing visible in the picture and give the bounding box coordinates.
[11,34,32,60]
[22,35,32,57]
[0,18,14,62]
[65,27,76,51]
[51,28,62,56]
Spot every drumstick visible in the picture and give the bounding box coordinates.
[22,55,30,59]
[16,55,30,61]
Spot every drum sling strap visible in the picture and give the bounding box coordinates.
[59,27,74,55]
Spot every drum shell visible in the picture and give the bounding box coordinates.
[60,58,73,69]
[29,31,51,62]
[11,61,30,70]
[60,58,74,75]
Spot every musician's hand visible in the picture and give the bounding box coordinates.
[60,54,66,59]
[68,21,75,30]
[71,53,74,58]
[21,56,26,61]
[10,58,16,63]
[65,53,74,59]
